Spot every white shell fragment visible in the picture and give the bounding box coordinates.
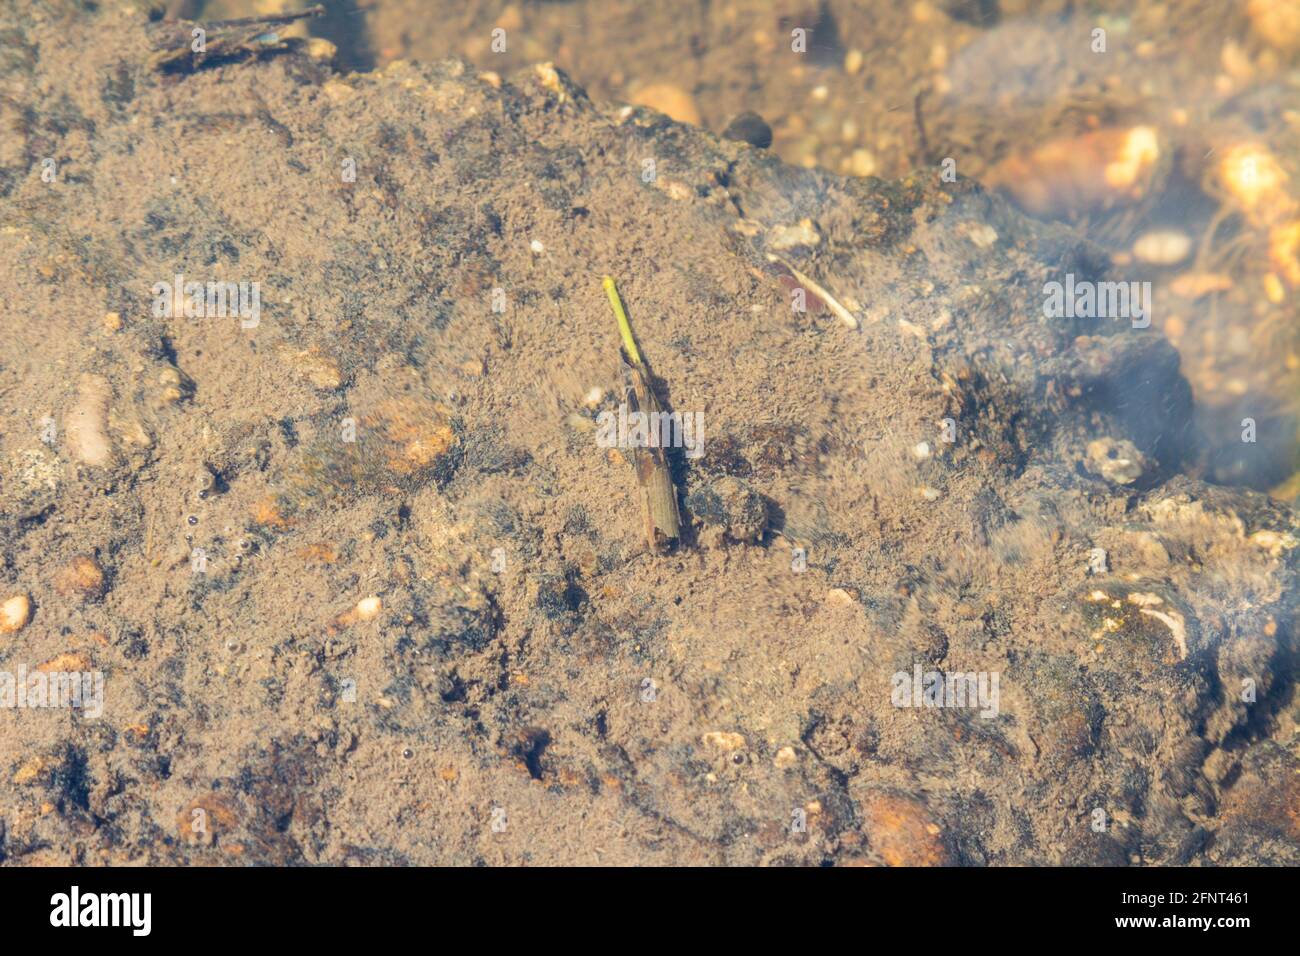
[1132,229,1192,265]
[64,374,115,467]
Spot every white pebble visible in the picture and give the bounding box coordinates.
[965,223,998,248]
[1,594,31,634]
[767,220,821,250]
[65,374,114,467]
[354,596,382,621]
[529,239,545,255]
[913,441,932,459]
[1132,230,1192,265]
[337,595,383,627]
[849,148,877,177]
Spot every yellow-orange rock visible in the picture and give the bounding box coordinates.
[37,652,91,673]
[860,792,952,866]
[1269,220,1300,287]
[1248,0,1300,52]
[631,83,701,126]
[363,398,457,476]
[987,126,1159,218]
[54,555,106,600]
[1216,142,1295,227]
[177,793,240,846]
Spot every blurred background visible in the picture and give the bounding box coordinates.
[181,0,1299,498]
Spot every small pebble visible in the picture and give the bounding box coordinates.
[721,111,773,149]
[825,587,857,606]
[288,349,343,390]
[534,62,567,100]
[336,595,383,628]
[157,366,188,406]
[1170,272,1233,298]
[702,731,746,752]
[567,412,595,433]
[54,555,106,600]
[767,219,821,250]
[630,82,700,125]
[1247,0,1300,53]
[685,476,768,543]
[844,49,864,75]
[1133,229,1192,265]
[1264,272,1285,303]
[849,148,877,177]
[38,652,91,673]
[1,594,32,633]
[354,596,382,621]
[1250,530,1298,556]
[305,37,337,63]
[965,223,999,248]
[1220,40,1254,79]
[529,239,545,255]
[322,79,354,103]
[13,756,47,784]
[65,373,114,467]
[1085,437,1147,485]
[196,466,219,498]
[1217,143,1287,218]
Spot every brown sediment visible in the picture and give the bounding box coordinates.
[0,2,1295,869]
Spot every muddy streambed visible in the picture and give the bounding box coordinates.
[0,1,1296,865]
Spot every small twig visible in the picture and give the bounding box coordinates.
[766,254,859,329]
[147,4,325,72]
[602,277,684,554]
[913,87,932,166]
